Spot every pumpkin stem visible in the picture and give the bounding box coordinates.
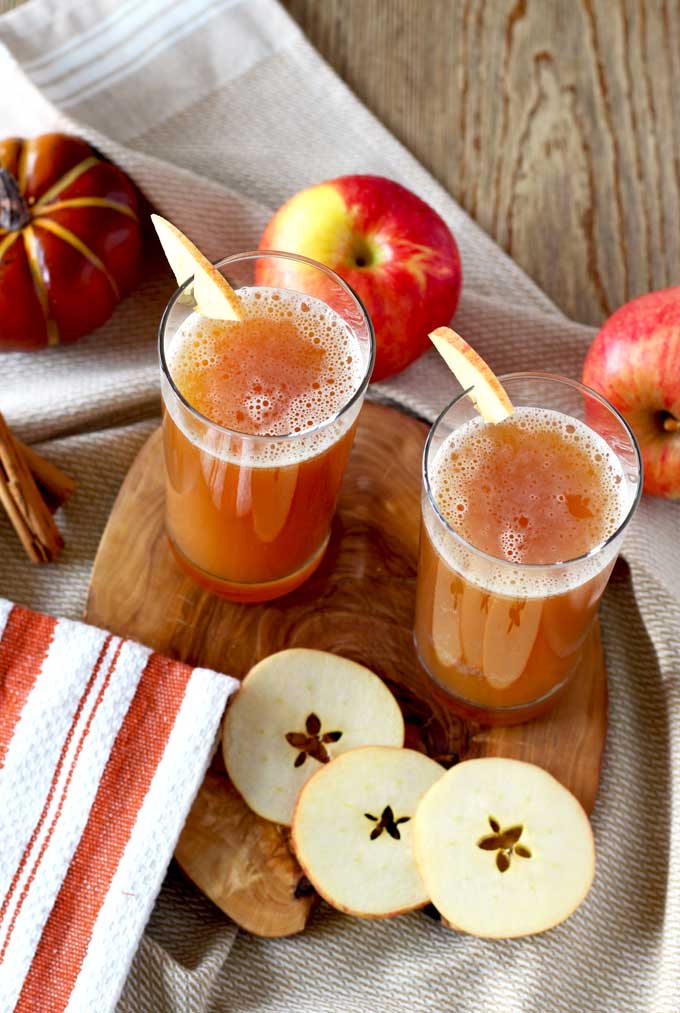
[0,168,31,231]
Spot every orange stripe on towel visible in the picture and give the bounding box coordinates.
[0,607,57,770]
[16,653,195,1013]
[0,635,114,947]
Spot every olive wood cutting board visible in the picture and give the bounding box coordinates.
[85,401,607,938]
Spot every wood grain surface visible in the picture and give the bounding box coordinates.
[85,402,607,935]
[281,0,680,326]
[3,0,678,323]
[174,752,317,937]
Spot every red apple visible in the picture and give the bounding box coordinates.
[257,175,462,381]
[582,287,680,498]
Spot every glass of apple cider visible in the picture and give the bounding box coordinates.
[159,251,375,603]
[414,373,642,725]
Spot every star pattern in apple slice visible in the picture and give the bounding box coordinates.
[364,805,411,841]
[477,816,532,873]
[285,712,343,768]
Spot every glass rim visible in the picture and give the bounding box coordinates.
[158,249,376,444]
[422,371,643,571]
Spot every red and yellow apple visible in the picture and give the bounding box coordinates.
[257,175,462,381]
[582,287,680,498]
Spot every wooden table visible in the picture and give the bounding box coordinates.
[3,0,678,326]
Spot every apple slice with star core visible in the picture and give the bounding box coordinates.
[151,214,244,320]
[292,746,445,918]
[222,649,404,826]
[413,757,595,938]
[429,326,513,424]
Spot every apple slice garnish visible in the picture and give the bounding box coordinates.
[222,649,405,826]
[151,214,244,320]
[292,746,445,918]
[429,327,513,424]
[414,757,595,938]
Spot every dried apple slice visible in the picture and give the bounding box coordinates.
[222,649,404,826]
[151,214,244,320]
[292,747,445,918]
[414,758,595,938]
[482,596,542,689]
[429,327,513,424]
[543,574,605,659]
[251,464,299,542]
[460,582,490,671]
[431,559,463,667]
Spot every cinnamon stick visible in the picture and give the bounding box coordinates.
[14,438,76,511]
[0,412,63,563]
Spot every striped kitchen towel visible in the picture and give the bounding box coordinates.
[0,599,238,1013]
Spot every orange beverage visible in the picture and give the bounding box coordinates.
[159,253,374,602]
[414,374,642,724]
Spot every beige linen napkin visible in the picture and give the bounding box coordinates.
[0,1,678,1010]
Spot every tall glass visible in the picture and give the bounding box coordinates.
[159,251,375,603]
[414,373,642,725]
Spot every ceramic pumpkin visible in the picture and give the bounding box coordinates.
[0,133,143,351]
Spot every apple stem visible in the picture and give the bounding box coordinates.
[662,416,679,433]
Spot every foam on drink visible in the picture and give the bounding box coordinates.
[427,407,633,597]
[165,287,365,466]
